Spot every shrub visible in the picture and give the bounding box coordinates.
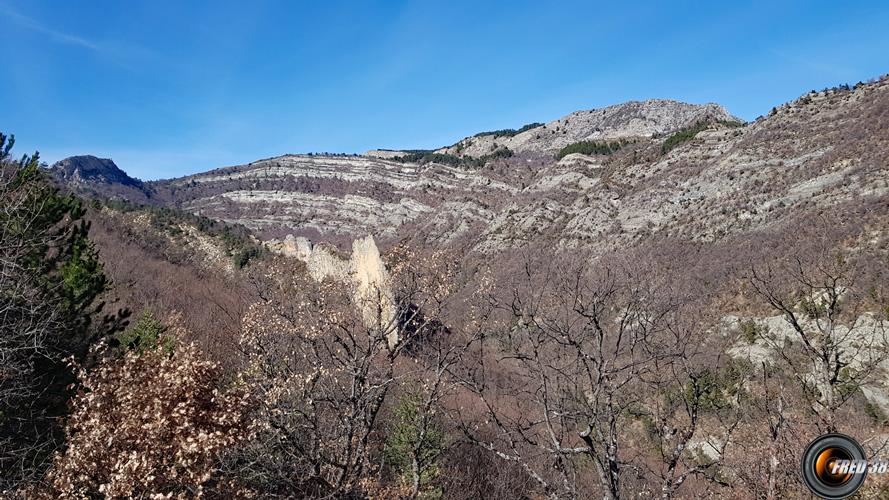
[42,341,253,498]
[472,122,543,138]
[739,319,767,344]
[684,361,746,413]
[865,401,888,426]
[661,122,710,154]
[233,246,263,269]
[114,310,172,354]
[385,392,445,496]
[555,140,625,159]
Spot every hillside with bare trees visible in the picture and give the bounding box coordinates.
[2,75,889,498]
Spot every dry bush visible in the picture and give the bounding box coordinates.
[437,441,536,499]
[40,339,253,498]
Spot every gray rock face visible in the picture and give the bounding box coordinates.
[265,234,314,260]
[48,155,150,203]
[724,311,889,413]
[162,154,510,246]
[437,99,739,157]
[50,155,143,188]
[51,78,889,258]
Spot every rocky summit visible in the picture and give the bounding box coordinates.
[437,99,739,157]
[49,155,150,203]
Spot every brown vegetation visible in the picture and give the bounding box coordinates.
[41,340,253,498]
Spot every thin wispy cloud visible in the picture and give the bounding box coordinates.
[0,3,171,72]
[1,5,101,51]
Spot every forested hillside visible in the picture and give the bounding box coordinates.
[3,76,889,499]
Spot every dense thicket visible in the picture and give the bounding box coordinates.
[0,134,124,491]
[555,139,626,159]
[392,148,513,168]
[472,122,543,138]
[661,119,743,154]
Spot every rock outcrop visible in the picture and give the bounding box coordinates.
[437,99,739,157]
[50,155,143,188]
[268,234,398,347]
[49,155,150,203]
[349,236,397,348]
[265,234,313,261]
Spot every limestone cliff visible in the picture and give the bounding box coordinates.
[267,234,398,347]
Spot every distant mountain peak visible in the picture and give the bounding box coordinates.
[49,155,143,188]
[48,155,153,203]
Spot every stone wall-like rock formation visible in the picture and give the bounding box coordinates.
[268,234,398,347]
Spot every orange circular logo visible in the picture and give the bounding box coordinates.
[801,434,867,499]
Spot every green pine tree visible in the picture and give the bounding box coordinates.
[0,132,126,489]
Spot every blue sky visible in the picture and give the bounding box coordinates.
[1,1,887,180]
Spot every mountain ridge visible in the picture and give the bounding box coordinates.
[436,98,740,158]
[48,77,889,255]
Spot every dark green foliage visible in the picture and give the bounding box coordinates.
[660,119,743,155]
[0,133,112,342]
[715,119,745,128]
[555,140,625,159]
[739,320,767,344]
[683,361,747,413]
[517,122,545,134]
[59,233,108,311]
[835,367,862,401]
[475,147,514,165]
[798,295,828,319]
[865,401,888,426]
[391,152,464,166]
[398,149,436,155]
[688,371,731,412]
[233,246,263,269]
[385,392,444,495]
[115,310,172,354]
[392,148,513,169]
[1,133,123,489]
[661,122,710,154]
[473,122,543,138]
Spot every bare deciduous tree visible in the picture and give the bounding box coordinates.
[234,246,463,497]
[457,256,719,500]
[750,254,889,432]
